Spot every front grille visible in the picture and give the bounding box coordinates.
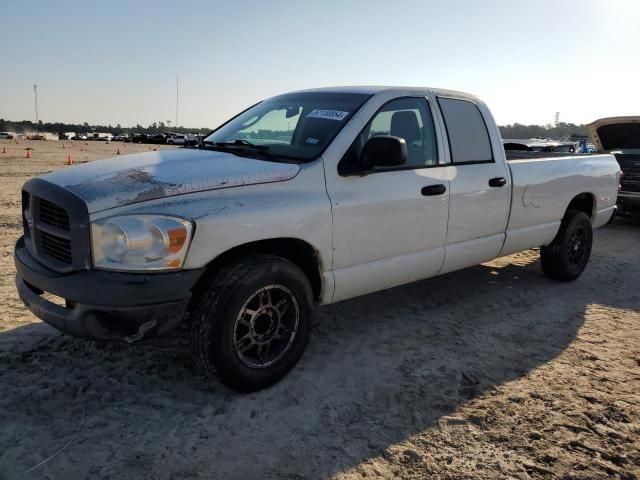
[22,193,74,267]
[22,179,90,273]
[617,155,640,193]
[40,230,72,264]
[39,198,70,230]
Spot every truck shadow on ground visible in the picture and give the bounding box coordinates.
[0,226,638,479]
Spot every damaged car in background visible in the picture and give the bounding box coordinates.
[588,116,640,216]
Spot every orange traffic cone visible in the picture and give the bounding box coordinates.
[67,154,73,165]
[80,147,84,152]
[116,149,121,155]
[26,150,31,158]
[2,146,6,154]
[62,143,66,149]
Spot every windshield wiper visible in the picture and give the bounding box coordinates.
[202,139,283,162]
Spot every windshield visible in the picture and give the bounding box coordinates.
[203,92,371,161]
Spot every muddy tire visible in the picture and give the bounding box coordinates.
[541,210,593,282]
[189,255,313,392]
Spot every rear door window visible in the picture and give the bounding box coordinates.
[437,97,493,164]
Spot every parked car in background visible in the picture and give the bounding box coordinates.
[167,133,187,145]
[147,133,168,144]
[0,132,15,139]
[71,135,88,141]
[131,133,149,144]
[167,133,201,146]
[503,139,578,153]
[111,135,129,142]
[14,86,620,392]
[184,133,201,146]
[588,116,640,216]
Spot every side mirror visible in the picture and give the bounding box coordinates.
[360,135,407,169]
[285,106,301,118]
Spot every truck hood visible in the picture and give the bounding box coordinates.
[41,148,301,214]
[587,116,640,153]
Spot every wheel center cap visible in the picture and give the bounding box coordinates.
[253,312,273,334]
[251,308,279,342]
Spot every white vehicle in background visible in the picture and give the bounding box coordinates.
[88,132,112,141]
[166,133,186,145]
[0,132,15,139]
[167,133,199,145]
[15,86,620,392]
[502,138,578,153]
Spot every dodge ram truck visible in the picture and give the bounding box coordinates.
[15,87,620,392]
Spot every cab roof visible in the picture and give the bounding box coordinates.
[283,85,482,103]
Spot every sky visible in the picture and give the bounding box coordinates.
[1,0,639,129]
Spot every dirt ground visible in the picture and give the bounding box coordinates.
[0,138,638,479]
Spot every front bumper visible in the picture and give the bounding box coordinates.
[14,237,204,342]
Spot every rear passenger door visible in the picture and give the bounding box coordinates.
[436,97,511,274]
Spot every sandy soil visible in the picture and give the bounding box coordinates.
[0,139,638,479]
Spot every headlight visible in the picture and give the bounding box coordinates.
[91,215,193,271]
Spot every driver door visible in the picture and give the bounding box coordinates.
[325,97,450,301]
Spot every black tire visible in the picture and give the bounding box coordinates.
[189,255,313,392]
[540,210,593,281]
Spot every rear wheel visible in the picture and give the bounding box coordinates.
[189,255,313,392]
[541,210,593,281]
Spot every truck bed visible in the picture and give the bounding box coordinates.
[498,153,619,257]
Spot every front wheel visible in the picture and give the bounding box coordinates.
[189,255,314,392]
[541,210,593,281]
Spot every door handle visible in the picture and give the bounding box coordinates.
[488,177,507,187]
[421,184,447,196]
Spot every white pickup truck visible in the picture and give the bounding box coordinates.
[15,87,620,392]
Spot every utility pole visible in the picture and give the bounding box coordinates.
[33,84,39,133]
[175,74,179,131]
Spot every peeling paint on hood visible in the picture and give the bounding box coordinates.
[41,148,301,213]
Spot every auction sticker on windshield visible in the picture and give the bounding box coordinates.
[307,109,350,121]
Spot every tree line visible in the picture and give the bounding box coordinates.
[0,119,211,136]
[499,122,588,139]
[0,118,589,140]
